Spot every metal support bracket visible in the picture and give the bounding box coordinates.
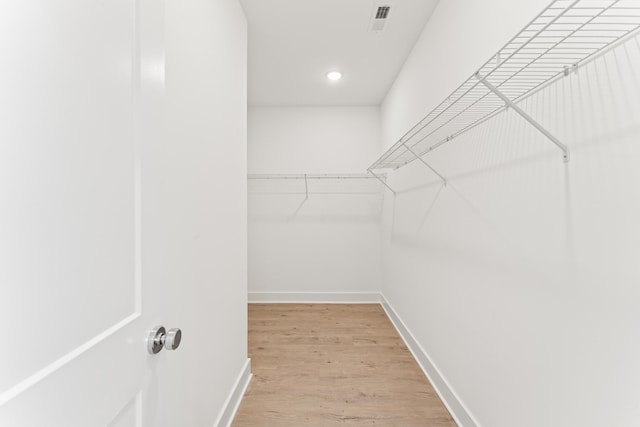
[563,63,578,77]
[304,174,308,200]
[475,72,570,162]
[402,143,447,185]
[367,169,395,195]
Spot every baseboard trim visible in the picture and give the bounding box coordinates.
[214,358,252,427]
[380,294,479,427]
[248,291,381,304]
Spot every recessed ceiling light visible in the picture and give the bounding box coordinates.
[326,71,342,81]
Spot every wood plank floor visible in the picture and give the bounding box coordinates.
[232,304,457,426]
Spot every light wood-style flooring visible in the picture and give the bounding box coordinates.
[232,304,456,426]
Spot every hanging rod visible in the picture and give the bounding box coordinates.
[369,0,640,172]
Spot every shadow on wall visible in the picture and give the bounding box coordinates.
[380,32,640,427]
[248,178,385,224]
[248,176,385,294]
[385,32,640,277]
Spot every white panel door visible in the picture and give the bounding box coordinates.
[0,1,166,425]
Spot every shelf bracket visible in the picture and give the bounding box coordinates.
[367,169,396,195]
[304,174,309,200]
[402,142,447,185]
[475,72,570,162]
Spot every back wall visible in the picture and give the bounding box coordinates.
[248,106,384,299]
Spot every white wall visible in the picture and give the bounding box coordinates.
[381,1,640,427]
[248,107,381,173]
[248,107,383,297]
[161,1,248,425]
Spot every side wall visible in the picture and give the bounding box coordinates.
[164,1,248,425]
[248,107,383,298]
[381,1,640,426]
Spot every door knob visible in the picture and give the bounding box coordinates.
[147,326,183,354]
[164,328,182,350]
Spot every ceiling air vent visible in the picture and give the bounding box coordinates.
[369,4,392,32]
[376,6,390,19]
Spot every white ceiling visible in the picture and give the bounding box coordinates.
[240,0,440,106]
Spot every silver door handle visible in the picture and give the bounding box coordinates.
[147,326,182,354]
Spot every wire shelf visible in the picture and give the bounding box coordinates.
[248,174,388,196]
[369,0,640,171]
[248,173,383,180]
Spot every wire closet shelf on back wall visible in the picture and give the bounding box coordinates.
[368,0,640,177]
[247,174,390,197]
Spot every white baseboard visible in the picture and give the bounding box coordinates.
[248,291,381,304]
[380,294,479,427]
[214,358,252,427]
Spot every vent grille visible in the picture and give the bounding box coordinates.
[375,6,390,19]
[369,4,392,32]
